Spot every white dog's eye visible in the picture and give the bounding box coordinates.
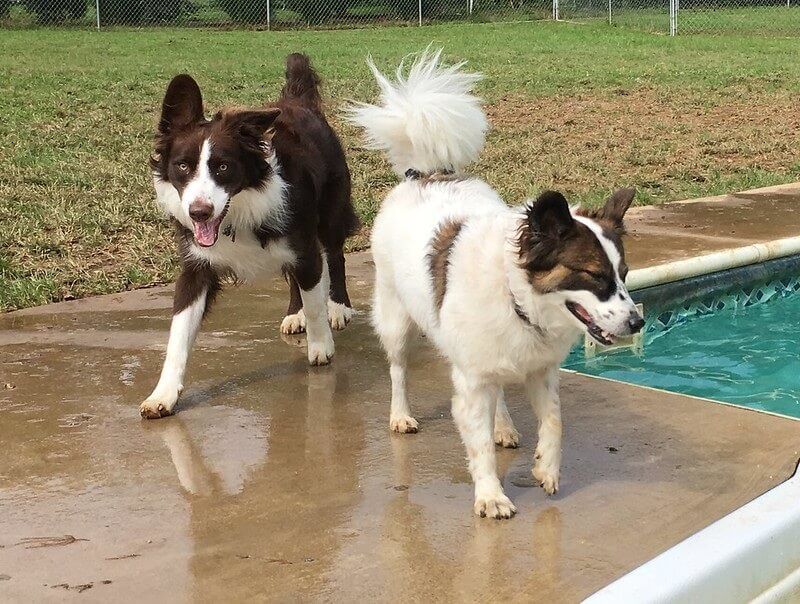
[218,163,228,172]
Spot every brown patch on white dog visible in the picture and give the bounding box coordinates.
[428,219,464,311]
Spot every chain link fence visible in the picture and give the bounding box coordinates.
[557,0,799,34]
[0,0,550,28]
[0,0,797,33]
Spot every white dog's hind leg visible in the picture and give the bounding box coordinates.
[493,389,520,448]
[451,369,516,519]
[140,289,207,419]
[374,282,417,433]
[526,368,562,495]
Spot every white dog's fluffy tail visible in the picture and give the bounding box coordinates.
[346,48,487,178]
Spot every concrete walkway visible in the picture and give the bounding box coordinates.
[1,185,800,602]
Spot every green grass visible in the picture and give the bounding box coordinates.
[1,21,800,310]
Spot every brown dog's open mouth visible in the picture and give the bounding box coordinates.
[192,204,230,247]
[565,301,615,346]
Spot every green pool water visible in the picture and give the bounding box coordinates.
[564,289,800,419]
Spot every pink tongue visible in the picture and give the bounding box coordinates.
[193,217,221,247]
[575,304,592,322]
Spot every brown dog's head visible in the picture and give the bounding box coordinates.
[517,188,643,345]
[150,74,281,247]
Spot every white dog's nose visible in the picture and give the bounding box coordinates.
[627,312,645,334]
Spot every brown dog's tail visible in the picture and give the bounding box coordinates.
[281,53,322,113]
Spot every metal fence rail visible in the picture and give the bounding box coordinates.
[1,0,798,34]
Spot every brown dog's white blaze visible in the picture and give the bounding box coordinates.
[518,188,643,344]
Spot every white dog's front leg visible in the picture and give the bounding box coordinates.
[299,259,335,366]
[451,368,516,519]
[140,289,207,419]
[526,368,562,495]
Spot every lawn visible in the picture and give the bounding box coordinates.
[1,21,800,311]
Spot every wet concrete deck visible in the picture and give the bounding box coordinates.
[2,248,800,602]
[625,183,800,269]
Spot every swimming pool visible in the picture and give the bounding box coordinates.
[565,257,800,419]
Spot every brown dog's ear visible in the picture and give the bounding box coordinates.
[158,74,204,135]
[527,190,576,240]
[597,187,636,227]
[227,109,282,141]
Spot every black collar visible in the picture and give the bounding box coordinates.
[405,168,455,180]
[512,296,545,336]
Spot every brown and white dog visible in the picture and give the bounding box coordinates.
[349,49,643,517]
[140,53,359,419]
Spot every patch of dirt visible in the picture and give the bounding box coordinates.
[483,87,800,203]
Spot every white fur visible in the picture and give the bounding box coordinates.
[140,289,206,418]
[301,254,335,366]
[280,308,306,334]
[327,300,354,330]
[280,302,355,335]
[182,139,230,220]
[346,47,487,177]
[362,51,640,517]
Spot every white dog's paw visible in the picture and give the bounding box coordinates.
[307,333,335,366]
[281,309,306,334]
[494,424,520,448]
[474,491,517,519]
[140,392,179,420]
[390,415,419,434]
[328,301,354,331]
[532,463,560,495]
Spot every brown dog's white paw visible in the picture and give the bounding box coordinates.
[307,335,335,366]
[328,301,354,331]
[140,398,176,420]
[281,310,306,334]
[390,415,419,433]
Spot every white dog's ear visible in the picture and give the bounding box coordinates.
[598,187,636,227]
[528,190,576,239]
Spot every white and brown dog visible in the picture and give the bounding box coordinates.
[349,49,643,518]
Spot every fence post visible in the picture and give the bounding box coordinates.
[95,0,100,28]
[418,0,422,25]
[469,0,474,14]
[267,0,270,30]
[608,0,611,23]
[552,0,559,20]
[669,0,677,35]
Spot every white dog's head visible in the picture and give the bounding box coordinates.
[517,188,643,345]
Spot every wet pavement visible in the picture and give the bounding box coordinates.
[2,249,800,603]
[625,183,800,269]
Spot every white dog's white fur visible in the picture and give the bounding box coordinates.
[350,49,642,518]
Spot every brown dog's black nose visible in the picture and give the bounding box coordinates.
[189,201,213,223]
[628,313,645,334]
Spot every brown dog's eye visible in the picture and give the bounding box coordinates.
[218,163,228,172]
[177,162,189,172]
